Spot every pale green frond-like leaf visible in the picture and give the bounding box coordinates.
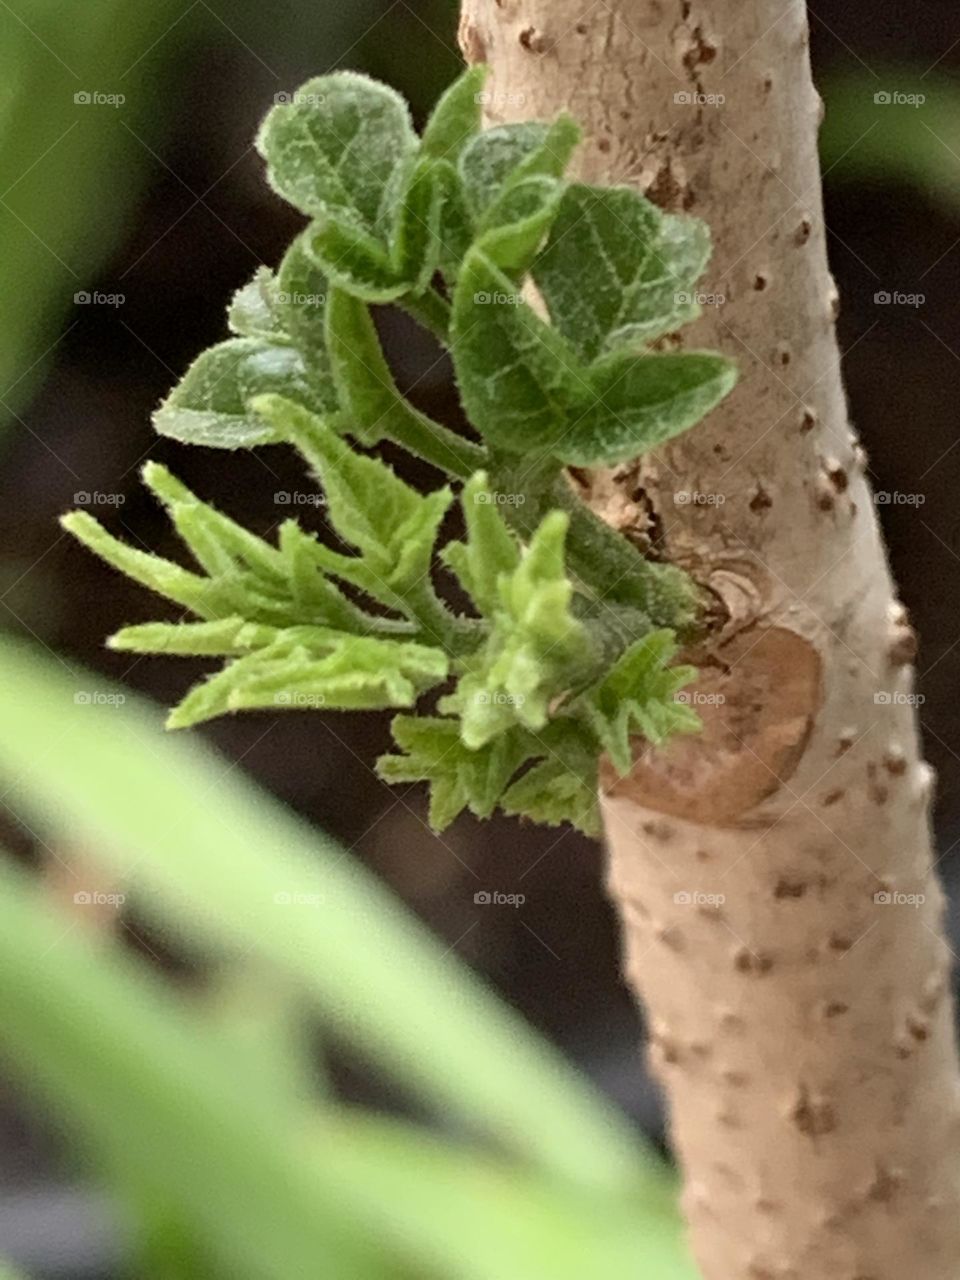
[378,716,530,830]
[578,629,700,775]
[443,512,592,748]
[442,472,520,616]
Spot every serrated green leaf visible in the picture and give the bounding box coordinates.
[501,756,600,837]
[252,395,452,601]
[152,338,327,451]
[169,630,448,729]
[256,73,418,230]
[61,511,224,620]
[420,65,488,163]
[109,617,280,656]
[443,512,592,748]
[578,629,700,775]
[378,715,529,830]
[442,472,520,615]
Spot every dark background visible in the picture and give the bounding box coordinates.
[1,1,960,1273]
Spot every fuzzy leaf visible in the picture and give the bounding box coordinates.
[501,757,599,837]
[169,630,448,729]
[578,630,700,775]
[378,716,529,830]
[253,396,452,599]
[275,236,339,412]
[256,73,418,230]
[109,617,280,656]
[532,184,662,362]
[459,117,579,221]
[228,267,289,343]
[443,512,591,748]
[420,66,488,163]
[450,247,582,458]
[442,472,520,615]
[611,213,712,349]
[153,338,327,451]
[477,175,566,275]
[558,349,738,467]
[432,159,474,285]
[324,288,448,453]
[452,249,736,467]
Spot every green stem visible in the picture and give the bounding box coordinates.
[384,405,487,482]
[400,288,452,344]
[406,581,486,657]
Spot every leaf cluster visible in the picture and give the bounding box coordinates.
[65,66,735,834]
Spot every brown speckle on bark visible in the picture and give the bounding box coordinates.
[792,1086,837,1136]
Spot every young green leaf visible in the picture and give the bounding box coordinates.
[501,722,602,838]
[378,715,530,830]
[256,73,418,230]
[442,472,521,616]
[275,235,339,413]
[443,512,592,748]
[578,630,700,775]
[252,395,453,601]
[459,117,580,220]
[152,338,324,451]
[228,267,289,343]
[168,630,448,729]
[420,65,488,163]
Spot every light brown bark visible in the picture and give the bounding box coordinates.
[459,2,960,1277]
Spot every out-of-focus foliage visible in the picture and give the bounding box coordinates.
[0,635,696,1279]
[0,0,204,421]
[821,69,960,209]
